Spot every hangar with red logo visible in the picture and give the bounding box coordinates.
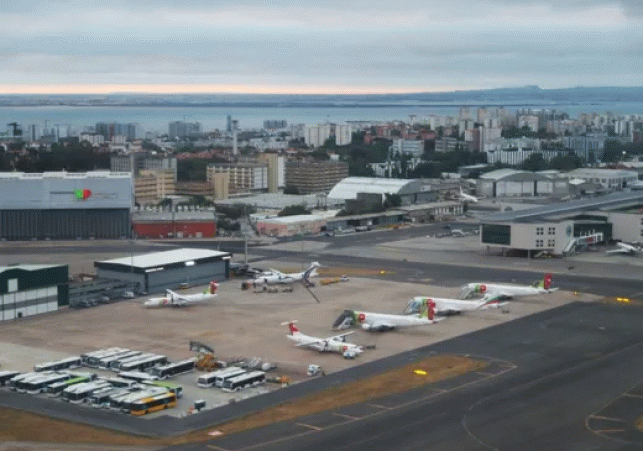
[0,171,133,240]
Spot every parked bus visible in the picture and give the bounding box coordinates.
[0,371,20,387]
[62,381,111,403]
[116,387,168,413]
[104,377,140,389]
[147,380,183,399]
[108,390,140,411]
[221,371,266,392]
[23,373,71,394]
[89,387,130,409]
[197,368,236,388]
[117,355,167,373]
[111,353,155,372]
[130,392,177,415]
[82,348,128,367]
[47,376,91,397]
[149,359,196,380]
[34,356,82,372]
[118,371,159,384]
[11,372,49,392]
[214,367,246,388]
[98,350,141,369]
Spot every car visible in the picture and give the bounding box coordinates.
[322,231,334,237]
[122,291,135,299]
[98,296,111,304]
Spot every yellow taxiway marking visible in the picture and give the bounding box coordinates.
[622,392,643,398]
[295,422,323,431]
[589,415,626,422]
[594,429,626,434]
[332,412,360,420]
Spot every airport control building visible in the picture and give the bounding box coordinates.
[0,172,133,240]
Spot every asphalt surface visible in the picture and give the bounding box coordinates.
[162,300,643,451]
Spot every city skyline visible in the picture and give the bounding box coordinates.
[1,0,642,95]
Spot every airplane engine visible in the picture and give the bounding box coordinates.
[361,323,373,331]
[343,350,357,359]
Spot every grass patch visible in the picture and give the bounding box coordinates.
[0,354,483,446]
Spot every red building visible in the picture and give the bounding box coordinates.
[132,221,216,239]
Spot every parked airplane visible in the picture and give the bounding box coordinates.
[458,187,479,203]
[282,321,363,358]
[332,301,443,332]
[460,274,557,299]
[144,282,218,308]
[252,262,320,286]
[404,294,508,316]
[606,241,643,255]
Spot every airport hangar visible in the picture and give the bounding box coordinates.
[94,248,231,294]
[0,171,133,240]
[480,191,643,256]
[0,264,69,322]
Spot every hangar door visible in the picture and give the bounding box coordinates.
[536,181,553,195]
[1,287,58,321]
[505,181,523,196]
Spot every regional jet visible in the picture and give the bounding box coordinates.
[404,294,508,316]
[332,301,443,332]
[144,282,218,308]
[251,262,320,286]
[282,321,363,358]
[460,274,557,299]
[458,187,479,203]
[606,241,643,255]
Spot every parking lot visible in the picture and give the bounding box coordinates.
[0,270,595,417]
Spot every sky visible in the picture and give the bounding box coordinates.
[1,0,642,94]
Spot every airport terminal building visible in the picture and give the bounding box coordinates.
[0,171,133,240]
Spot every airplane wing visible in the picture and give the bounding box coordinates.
[166,289,194,306]
[295,339,325,347]
[326,331,354,342]
[363,321,396,331]
[606,248,633,254]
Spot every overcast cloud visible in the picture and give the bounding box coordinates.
[0,0,641,93]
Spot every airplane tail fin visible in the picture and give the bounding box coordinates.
[421,299,436,321]
[303,262,320,283]
[281,320,300,335]
[534,274,553,290]
[209,281,219,294]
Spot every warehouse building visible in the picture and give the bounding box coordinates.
[94,248,230,293]
[328,177,437,206]
[475,169,569,198]
[0,264,69,321]
[0,171,133,240]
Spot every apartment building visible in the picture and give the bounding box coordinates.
[304,124,332,148]
[207,163,267,194]
[135,170,177,205]
[285,160,349,194]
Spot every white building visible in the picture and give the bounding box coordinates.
[390,139,424,158]
[567,169,639,190]
[304,124,332,148]
[79,133,105,146]
[335,124,352,146]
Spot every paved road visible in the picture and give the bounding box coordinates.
[164,301,643,451]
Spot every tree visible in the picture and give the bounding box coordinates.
[549,154,584,171]
[383,193,402,209]
[521,153,548,171]
[409,162,441,178]
[283,185,300,195]
[602,140,624,162]
[278,205,311,216]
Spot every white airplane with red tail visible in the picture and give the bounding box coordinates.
[460,274,557,300]
[282,321,363,359]
[333,301,443,332]
[144,282,219,308]
[405,294,508,316]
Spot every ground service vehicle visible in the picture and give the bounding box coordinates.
[0,371,20,386]
[118,371,159,384]
[111,353,154,371]
[197,370,225,388]
[98,351,142,369]
[24,373,71,394]
[149,359,196,379]
[8,372,38,391]
[214,367,247,388]
[104,377,139,389]
[117,387,168,413]
[47,376,91,396]
[130,392,177,415]
[34,357,82,372]
[221,371,266,392]
[12,372,52,392]
[62,381,111,403]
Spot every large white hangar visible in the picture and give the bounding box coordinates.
[328,177,437,205]
[94,248,231,294]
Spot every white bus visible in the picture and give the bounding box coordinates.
[23,373,71,394]
[89,387,130,409]
[118,371,159,384]
[108,390,139,410]
[82,348,128,367]
[114,387,168,413]
[98,351,142,369]
[62,381,111,403]
[47,375,92,397]
[0,371,20,387]
[196,367,240,388]
[10,372,48,392]
[117,355,167,373]
[149,359,196,380]
[34,357,82,372]
[221,371,266,392]
[111,353,155,372]
[104,377,140,389]
[214,367,246,388]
